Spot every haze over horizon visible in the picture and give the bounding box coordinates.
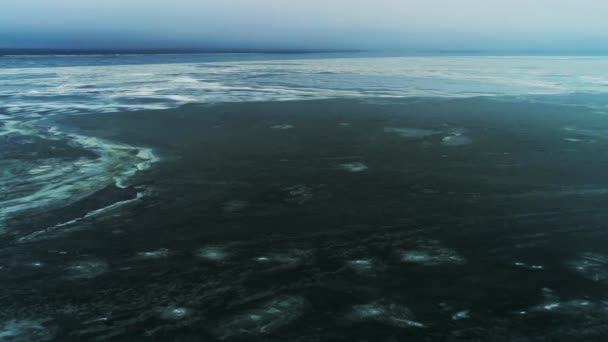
[2,0,608,52]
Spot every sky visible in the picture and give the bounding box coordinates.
[2,0,608,51]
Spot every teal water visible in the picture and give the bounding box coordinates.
[2,54,608,340]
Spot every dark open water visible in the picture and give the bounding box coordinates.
[2,54,608,341]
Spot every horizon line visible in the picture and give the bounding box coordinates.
[3,47,608,57]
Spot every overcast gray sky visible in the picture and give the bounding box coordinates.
[2,0,608,50]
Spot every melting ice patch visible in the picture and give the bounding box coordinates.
[338,162,368,173]
[347,301,425,328]
[384,127,441,139]
[1,123,158,240]
[347,258,386,275]
[4,56,608,121]
[528,288,605,317]
[513,261,544,270]
[451,310,470,320]
[16,192,146,244]
[222,199,249,213]
[65,258,109,280]
[26,261,45,269]
[196,246,229,262]
[399,240,465,266]
[213,296,306,339]
[270,124,294,130]
[568,252,608,283]
[254,249,311,270]
[283,185,314,204]
[136,248,170,260]
[159,306,190,320]
[563,126,607,139]
[441,131,472,146]
[0,319,53,341]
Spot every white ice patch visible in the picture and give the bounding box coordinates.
[543,303,561,311]
[452,310,470,320]
[442,131,472,146]
[135,148,159,171]
[27,165,53,175]
[4,56,608,123]
[339,162,368,173]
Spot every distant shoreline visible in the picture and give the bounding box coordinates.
[3,48,608,57]
[0,48,363,56]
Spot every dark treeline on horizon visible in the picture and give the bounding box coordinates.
[0,48,363,56]
[3,48,608,57]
